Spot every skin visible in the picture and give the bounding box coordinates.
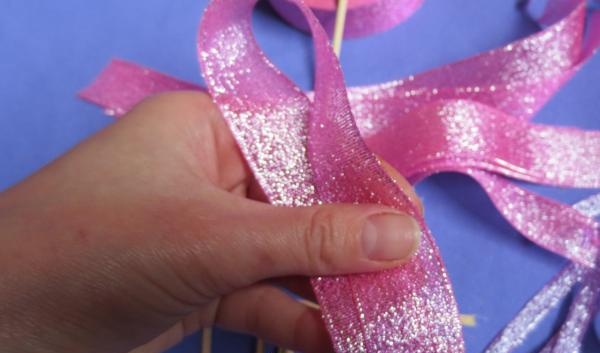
[0,92,422,353]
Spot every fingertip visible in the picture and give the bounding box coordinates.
[361,211,422,263]
[292,305,335,353]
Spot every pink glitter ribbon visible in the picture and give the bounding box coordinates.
[79,0,600,351]
[484,193,600,353]
[268,0,424,38]
[199,1,464,352]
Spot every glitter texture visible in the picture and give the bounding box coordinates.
[79,59,202,117]
[364,99,600,189]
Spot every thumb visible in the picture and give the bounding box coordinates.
[200,198,422,291]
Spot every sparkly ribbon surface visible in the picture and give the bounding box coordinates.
[80,0,600,351]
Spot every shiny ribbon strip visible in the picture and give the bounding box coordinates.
[79,0,600,351]
[268,0,424,38]
[484,193,600,353]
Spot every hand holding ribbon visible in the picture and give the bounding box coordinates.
[80,0,600,351]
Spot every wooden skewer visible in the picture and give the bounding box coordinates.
[459,314,477,327]
[298,298,321,310]
[332,0,349,57]
[201,327,213,353]
[255,338,265,353]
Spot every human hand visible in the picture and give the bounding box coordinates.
[0,92,422,353]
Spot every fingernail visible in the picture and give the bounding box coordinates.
[362,213,421,261]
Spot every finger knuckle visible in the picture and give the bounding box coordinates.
[304,207,347,273]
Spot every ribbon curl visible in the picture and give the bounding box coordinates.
[79,0,600,351]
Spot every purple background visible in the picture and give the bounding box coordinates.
[2,0,600,352]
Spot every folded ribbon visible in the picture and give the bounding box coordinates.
[79,0,600,351]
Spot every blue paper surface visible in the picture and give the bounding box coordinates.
[1,0,600,352]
